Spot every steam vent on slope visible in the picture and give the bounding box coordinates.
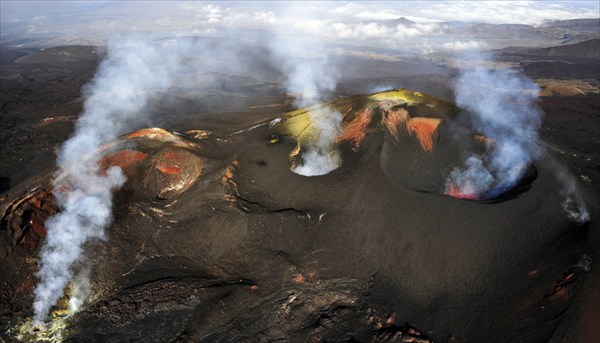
[0,89,593,342]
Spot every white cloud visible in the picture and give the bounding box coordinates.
[293,19,328,34]
[253,11,277,24]
[291,20,438,44]
[325,1,598,25]
[1,1,597,49]
[395,22,438,39]
[401,1,599,25]
[441,40,487,51]
[354,10,402,21]
[329,2,402,21]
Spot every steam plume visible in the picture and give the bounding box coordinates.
[292,108,343,176]
[68,267,91,314]
[445,56,543,198]
[445,50,589,222]
[34,36,187,323]
[268,23,343,176]
[34,168,125,323]
[550,158,590,223]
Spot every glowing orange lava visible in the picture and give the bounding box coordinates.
[446,184,479,200]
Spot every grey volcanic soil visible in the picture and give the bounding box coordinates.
[1,45,599,342]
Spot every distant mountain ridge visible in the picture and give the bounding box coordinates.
[544,18,600,32]
[368,17,599,50]
[494,39,600,60]
[380,17,416,27]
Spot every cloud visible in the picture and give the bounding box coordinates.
[329,3,402,21]
[441,40,487,51]
[291,20,438,46]
[324,1,598,25]
[2,1,597,50]
[178,2,276,27]
[405,1,599,25]
[395,22,438,39]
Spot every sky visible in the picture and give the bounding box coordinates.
[0,1,598,50]
[2,1,598,35]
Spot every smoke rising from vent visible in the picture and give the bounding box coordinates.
[445,59,543,198]
[34,36,191,323]
[445,50,588,222]
[292,108,343,176]
[550,158,591,223]
[268,23,339,107]
[68,267,91,314]
[58,38,183,166]
[34,168,125,323]
[268,18,343,176]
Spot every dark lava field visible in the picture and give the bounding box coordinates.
[1,37,599,343]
